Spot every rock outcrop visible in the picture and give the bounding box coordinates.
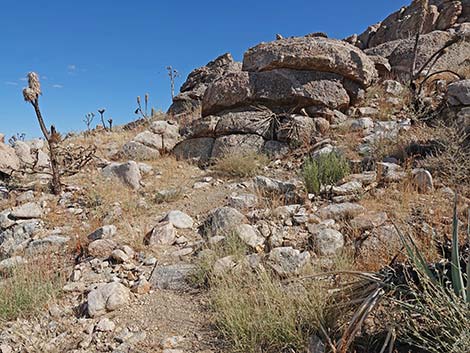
[167,53,242,121]
[172,36,378,162]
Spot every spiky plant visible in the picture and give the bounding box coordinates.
[331,195,469,353]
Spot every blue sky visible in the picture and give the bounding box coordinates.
[0,0,409,138]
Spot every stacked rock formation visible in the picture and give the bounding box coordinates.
[172,36,378,162]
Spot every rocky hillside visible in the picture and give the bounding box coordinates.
[0,1,469,353]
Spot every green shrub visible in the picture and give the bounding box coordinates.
[302,152,350,194]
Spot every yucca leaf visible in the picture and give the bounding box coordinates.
[466,208,470,303]
[395,225,436,282]
[450,194,466,301]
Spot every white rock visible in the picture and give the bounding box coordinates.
[87,225,117,241]
[10,202,42,219]
[234,224,265,250]
[145,222,176,245]
[95,317,115,332]
[87,282,130,317]
[162,210,194,229]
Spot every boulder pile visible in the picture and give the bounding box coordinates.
[172,36,378,162]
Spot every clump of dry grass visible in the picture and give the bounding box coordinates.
[192,232,353,352]
[211,267,330,353]
[214,151,269,178]
[421,123,470,197]
[0,257,65,321]
[364,82,412,121]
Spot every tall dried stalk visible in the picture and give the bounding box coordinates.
[22,72,62,194]
[409,0,429,86]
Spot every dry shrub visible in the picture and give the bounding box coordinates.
[364,83,412,121]
[421,123,470,196]
[0,256,65,321]
[214,151,269,178]
[211,268,330,353]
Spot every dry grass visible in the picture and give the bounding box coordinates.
[364,83,412,121]
[192,232,353,352]
[0,256,65,322]
[213,151,269,178]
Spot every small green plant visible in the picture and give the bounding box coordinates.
[214,151,269,178]
[302,152,350,194]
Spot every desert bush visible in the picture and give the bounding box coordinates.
[214,151,269,178]
[0,258,64,321]
[302,152,350,194]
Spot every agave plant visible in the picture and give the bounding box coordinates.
[332,194,470,353]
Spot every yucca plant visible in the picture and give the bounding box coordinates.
[331,195,469,353]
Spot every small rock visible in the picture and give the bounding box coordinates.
[317,202,366,220]
[228,193,258,210]
[149,264,196,290]
[268,247,310,276]
[162,210,194,229]
[88,239,117,258]
[111,249,130,263]
[10,202,42,219]
[145,222,176,245]
[132,278,151,294]
[350,212,388,231]
[311,228,344,256]
[87,225,117,241]
[234,224,265,251]
[87,282,130,317]
[95,317,115,332]
[212,256,237,276]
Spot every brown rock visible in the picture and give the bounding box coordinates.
[243,36,377,86]
[202,70,350,116]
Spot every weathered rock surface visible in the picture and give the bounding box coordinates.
[102,161,142,189]
[87,282,130,317]
[243,36,377,86]
[268,247,310,276]
[168,53,242,119]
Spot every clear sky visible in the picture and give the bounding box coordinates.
[0,0,410,139]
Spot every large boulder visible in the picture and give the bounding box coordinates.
[0,143,20,173]
[211,134,264,158]
[202,70,351,116]
[366,30,470,76]
[102,161,142,190]
[354,0,467,49]
[168,53,242,119]
[87,282,130,317]
[242,36,377,86]
[172,137,214,163]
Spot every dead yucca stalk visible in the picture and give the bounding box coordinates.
[22,72,62,195]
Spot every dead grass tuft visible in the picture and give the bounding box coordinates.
[0,256,65,322]
[213,151,269,178]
